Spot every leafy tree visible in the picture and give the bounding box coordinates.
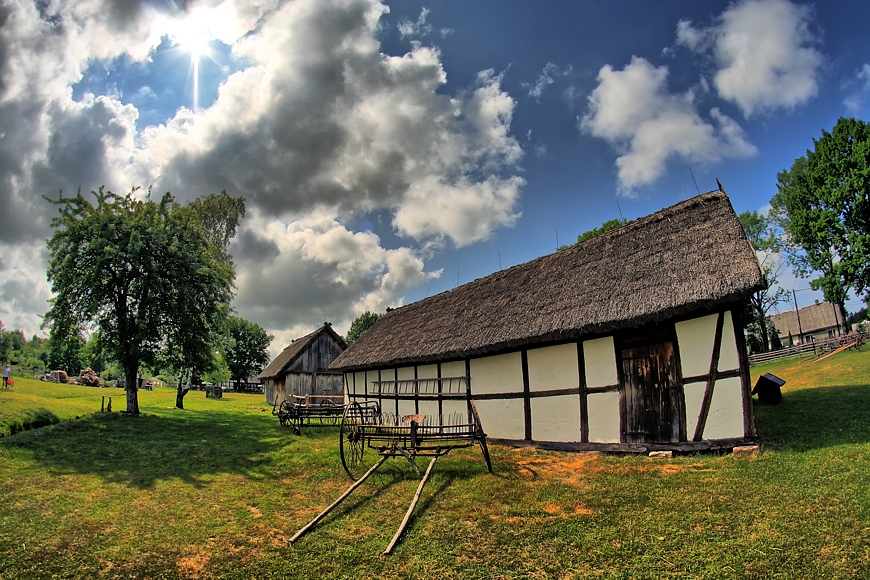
[770,117,870,334]
[576,217,630,244]
[738,211,788,351]
[45,187,239,415]
[558,218,631,250]
[847,307,868,325]
[0,321,11,364]
[346,311,381,345]
[81,333,107,375]
[223,316,272,389]
[161,192,246,408]
[46,320,86,375]
[203,352,231,385]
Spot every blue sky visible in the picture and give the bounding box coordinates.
[1,0,868,353]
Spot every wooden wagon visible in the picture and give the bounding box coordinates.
[290,375,491,554]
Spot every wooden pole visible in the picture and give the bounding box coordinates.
[813,339,855,363]
[289,456,388,544]
[384,456,438,555]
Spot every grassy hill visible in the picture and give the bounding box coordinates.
[0,350,868,579]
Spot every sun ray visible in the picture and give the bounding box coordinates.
[165,7,222,112]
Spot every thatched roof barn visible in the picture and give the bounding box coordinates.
[331,190,766,453]
[259,323,347,405]
[770,300,846,345]
[333,191,764,370]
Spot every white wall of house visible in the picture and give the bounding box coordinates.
[343,309,750,447]
[675,311,744,440]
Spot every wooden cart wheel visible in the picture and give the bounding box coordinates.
[340,401,370,479]
[278,400,293,428]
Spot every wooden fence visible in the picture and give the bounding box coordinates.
[748,334,863,365]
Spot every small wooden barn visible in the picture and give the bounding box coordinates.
[330,190,766,452]
[259,323,347,406]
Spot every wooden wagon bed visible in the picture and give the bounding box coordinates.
[290,375,491,554]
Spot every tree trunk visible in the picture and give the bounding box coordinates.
[176,385,190,409]
[123,361,140,416]
[759,316,771,352]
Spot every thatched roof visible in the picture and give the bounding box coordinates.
[257,323,346,379]
[331,190,765,371]
[770,301,845,337]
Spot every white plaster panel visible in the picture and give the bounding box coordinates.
[718,311,740,373]
[396,366,415,381]
[441,399,468,424]
[527,343,579,393]
[439,360,468,396]
[352,372,365,397]
[683,382,706,438]
[469,352,523,395]
[365,370,379,395]
[417,364,438,379]
[531,395,580,442]
[398,398,418,420]
[475,398,525,440]
[583,337,617,388]
[440,360,466,378]
[676,314,717,377]
[587,391,621,443]
[701,377,745,440]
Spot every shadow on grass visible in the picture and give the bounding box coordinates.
[1,408,64,436]
[754,384,870,452]
[0,410,287,489]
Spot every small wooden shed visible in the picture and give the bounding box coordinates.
[259,323,347,406]
[330,190,766,453]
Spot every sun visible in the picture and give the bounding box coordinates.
[165,7,222,112]
[168,8,218,62]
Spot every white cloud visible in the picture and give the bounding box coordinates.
[0,242,53,338]
[0,0,524,344]
[231,210,440,347]
[677,0,823,117]
[580,56,756,193]
[393,174,523,247]
[523,63,572,102]
[398,8,433,39]
[844,64,870,114]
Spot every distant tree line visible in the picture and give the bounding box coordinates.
[0,321,49,375]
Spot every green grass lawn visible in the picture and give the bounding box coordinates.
[0,351,868,579]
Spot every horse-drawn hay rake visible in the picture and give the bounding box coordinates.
[273,394,345,435]
[290,375,492,554]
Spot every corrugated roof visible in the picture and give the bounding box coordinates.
[331,190,765,371]
[257,324,346,379]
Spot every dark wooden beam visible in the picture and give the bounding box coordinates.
[521,350,531,441]
[577,342,589,443]
[693,311,725,441]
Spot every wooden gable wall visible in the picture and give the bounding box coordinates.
[288,331,345,373]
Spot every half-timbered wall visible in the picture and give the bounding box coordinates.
[343,307,754,451]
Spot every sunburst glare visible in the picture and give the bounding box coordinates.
[165,7,222,112]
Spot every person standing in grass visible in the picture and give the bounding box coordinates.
[3,365,10,388]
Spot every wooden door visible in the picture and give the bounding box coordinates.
[620,340,684,444]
